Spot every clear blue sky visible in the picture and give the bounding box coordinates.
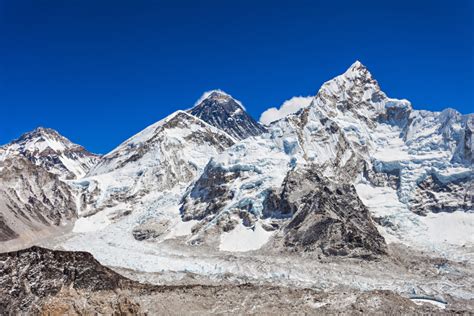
[1,0,473,153]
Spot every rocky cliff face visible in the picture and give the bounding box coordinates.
[181,161,387,258]
[266,168,387,258]
[409,172,473,215]
[452,114,474,165]
[0,157,77,245]
[0,127,98,247]
[0,246,139,314]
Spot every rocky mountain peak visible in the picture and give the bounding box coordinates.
[1,127,99,179]
[311,60,386,118]
[189,90,267,140]
[7,126,89,156]
[339,60,379,89]
[25,126,58,136]
[344,60,372,77]
[203,90,240,106]
[191,90,245,116]
[14,126,68,146]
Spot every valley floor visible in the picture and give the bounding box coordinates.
[38,285,474,315]
[37,229,474,310]
[22,187,470,314]
[2,241,473,314]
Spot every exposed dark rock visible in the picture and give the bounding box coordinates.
[378,100,412,129]
[0,246,133,314]
[132,228,162,241]
[263,168,324,219]
[452,114,474,165]
[410,172,473,215]
[363,162,401,190]
[180,161,238,221]
[266,167,387,258]
[188,91,267,140]
[0,214,18,241]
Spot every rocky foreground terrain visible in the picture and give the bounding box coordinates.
[2,246,472,314]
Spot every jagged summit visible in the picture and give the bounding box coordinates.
[189,89,266,140]
[21,126,58,137]
[191,90,245,118]
[11,126,73,150]
[310,60,385,117]
[193,89,244,108]
[12,126,75,150]
[0,126,98,179]
[343,60,374,80]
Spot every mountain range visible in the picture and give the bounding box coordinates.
[0,61,473,313]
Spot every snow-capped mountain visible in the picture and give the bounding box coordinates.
[0,62,472,293]
[188,90,267,140]
[180,61,473,256]
[1,61,473,313]
[0,157,77,245]
[0,127,99,179]
[0,127,99,247]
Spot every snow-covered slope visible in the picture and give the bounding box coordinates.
[73,110,235,236]
[0,127,99,179]
[188,90,267,140]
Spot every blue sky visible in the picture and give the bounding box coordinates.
[1,0,472,153]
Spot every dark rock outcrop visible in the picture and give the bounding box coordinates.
[0,214,18,241]
[180,161,238,221]
[0,246,134,314]
[265,168,387,258]
[410,172,473,215]
[452,114,474,165]
[189,91,267,140]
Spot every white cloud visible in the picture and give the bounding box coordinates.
[259,96,313,125]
